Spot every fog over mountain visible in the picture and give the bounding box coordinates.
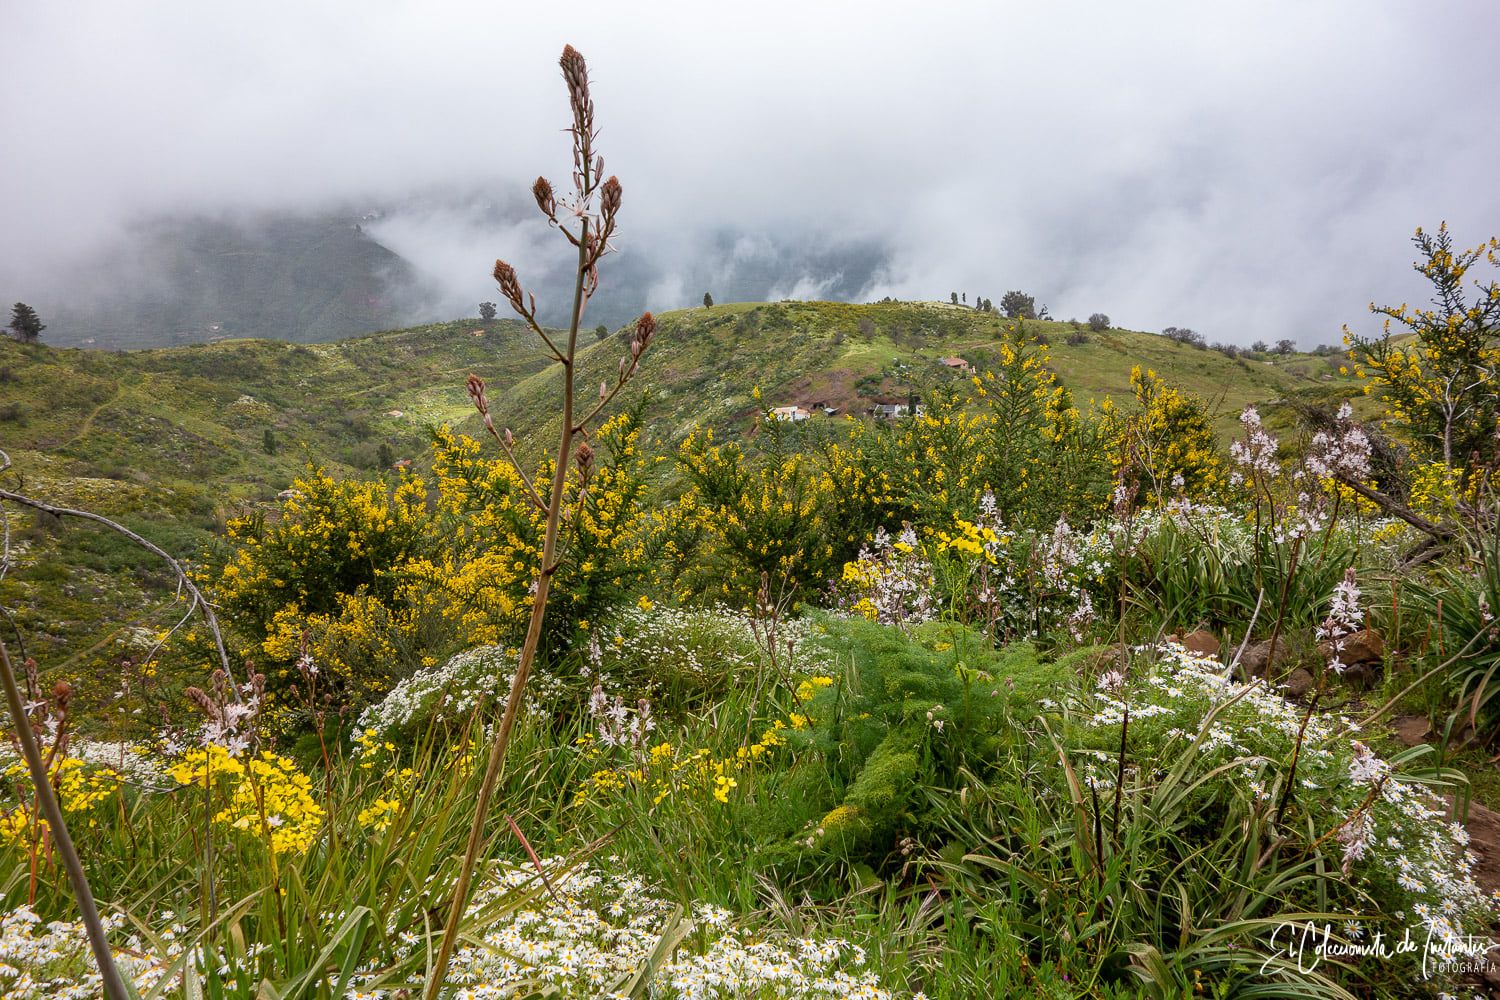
[3,2,1496,348]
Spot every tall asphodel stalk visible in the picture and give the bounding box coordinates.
[425,44,655,998]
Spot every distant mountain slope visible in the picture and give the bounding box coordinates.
[36,213,439,349]
[2,301,1355,511]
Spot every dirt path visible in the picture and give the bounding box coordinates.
[61,381,124,449]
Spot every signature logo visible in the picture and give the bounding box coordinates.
[1264,922,1495,979]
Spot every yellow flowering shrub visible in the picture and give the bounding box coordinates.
[212,413,657,721]
[821,329,1114,538]
[1407,460,1473,522]
[1109,366,1225,504]
[574,721,791,810]
[674,327,1118,601]
[673,422,839,600]
[0,756,124,853]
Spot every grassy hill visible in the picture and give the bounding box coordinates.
[491,300,1359,455]
[0,300,1356,723]
[0,318,548,500]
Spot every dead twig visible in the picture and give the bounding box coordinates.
[0,447,239,697]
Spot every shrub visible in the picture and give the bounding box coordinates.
[1162,326,1200,345]
[353,645,566,743]
[674,420,839,600]
[1347,223,1500,476]
[1106,366,1224,504]
[1087,312,1110,331]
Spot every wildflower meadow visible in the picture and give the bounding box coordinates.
[4,43,1500,1000]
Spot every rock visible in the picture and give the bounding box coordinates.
[1482,961,1500,993]
[1393,715,1431,747]
[1453,797,1500,899]
[1320,627,1384,668]
[1283,668,1315,699]
[1172,629,1221,659]
[1236,637,1294,680]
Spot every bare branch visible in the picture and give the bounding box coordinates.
[0,448,240,696]
[1335,475,1455,542]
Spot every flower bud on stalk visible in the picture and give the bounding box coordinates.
[600,175,621,229]
[560,45,592,136]
[532,177,556,220]
[492,260,526,315]
[575,441,595,482]
[631,311,656,361]
[185,686,222,724]
[467,374,489,415]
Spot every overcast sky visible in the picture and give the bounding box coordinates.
[4,1,1497,345]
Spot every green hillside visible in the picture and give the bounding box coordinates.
[492,300,1358,454]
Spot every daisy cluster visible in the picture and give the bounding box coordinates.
[0,906,244,999]
[363,860,899,999]
[354,645,566,743]
[589,605,837,693]
[0,737,162,788]
[1072,642,1496,982]
[0,863,897,999]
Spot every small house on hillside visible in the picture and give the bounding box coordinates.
[869,397,924,420]
[770,405,811,422]
[939,356,973,373]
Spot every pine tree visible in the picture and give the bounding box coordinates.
[703,292,714,308]
[8,303,44,343]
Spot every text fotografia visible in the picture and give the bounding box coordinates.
[1264,921,1496,978]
